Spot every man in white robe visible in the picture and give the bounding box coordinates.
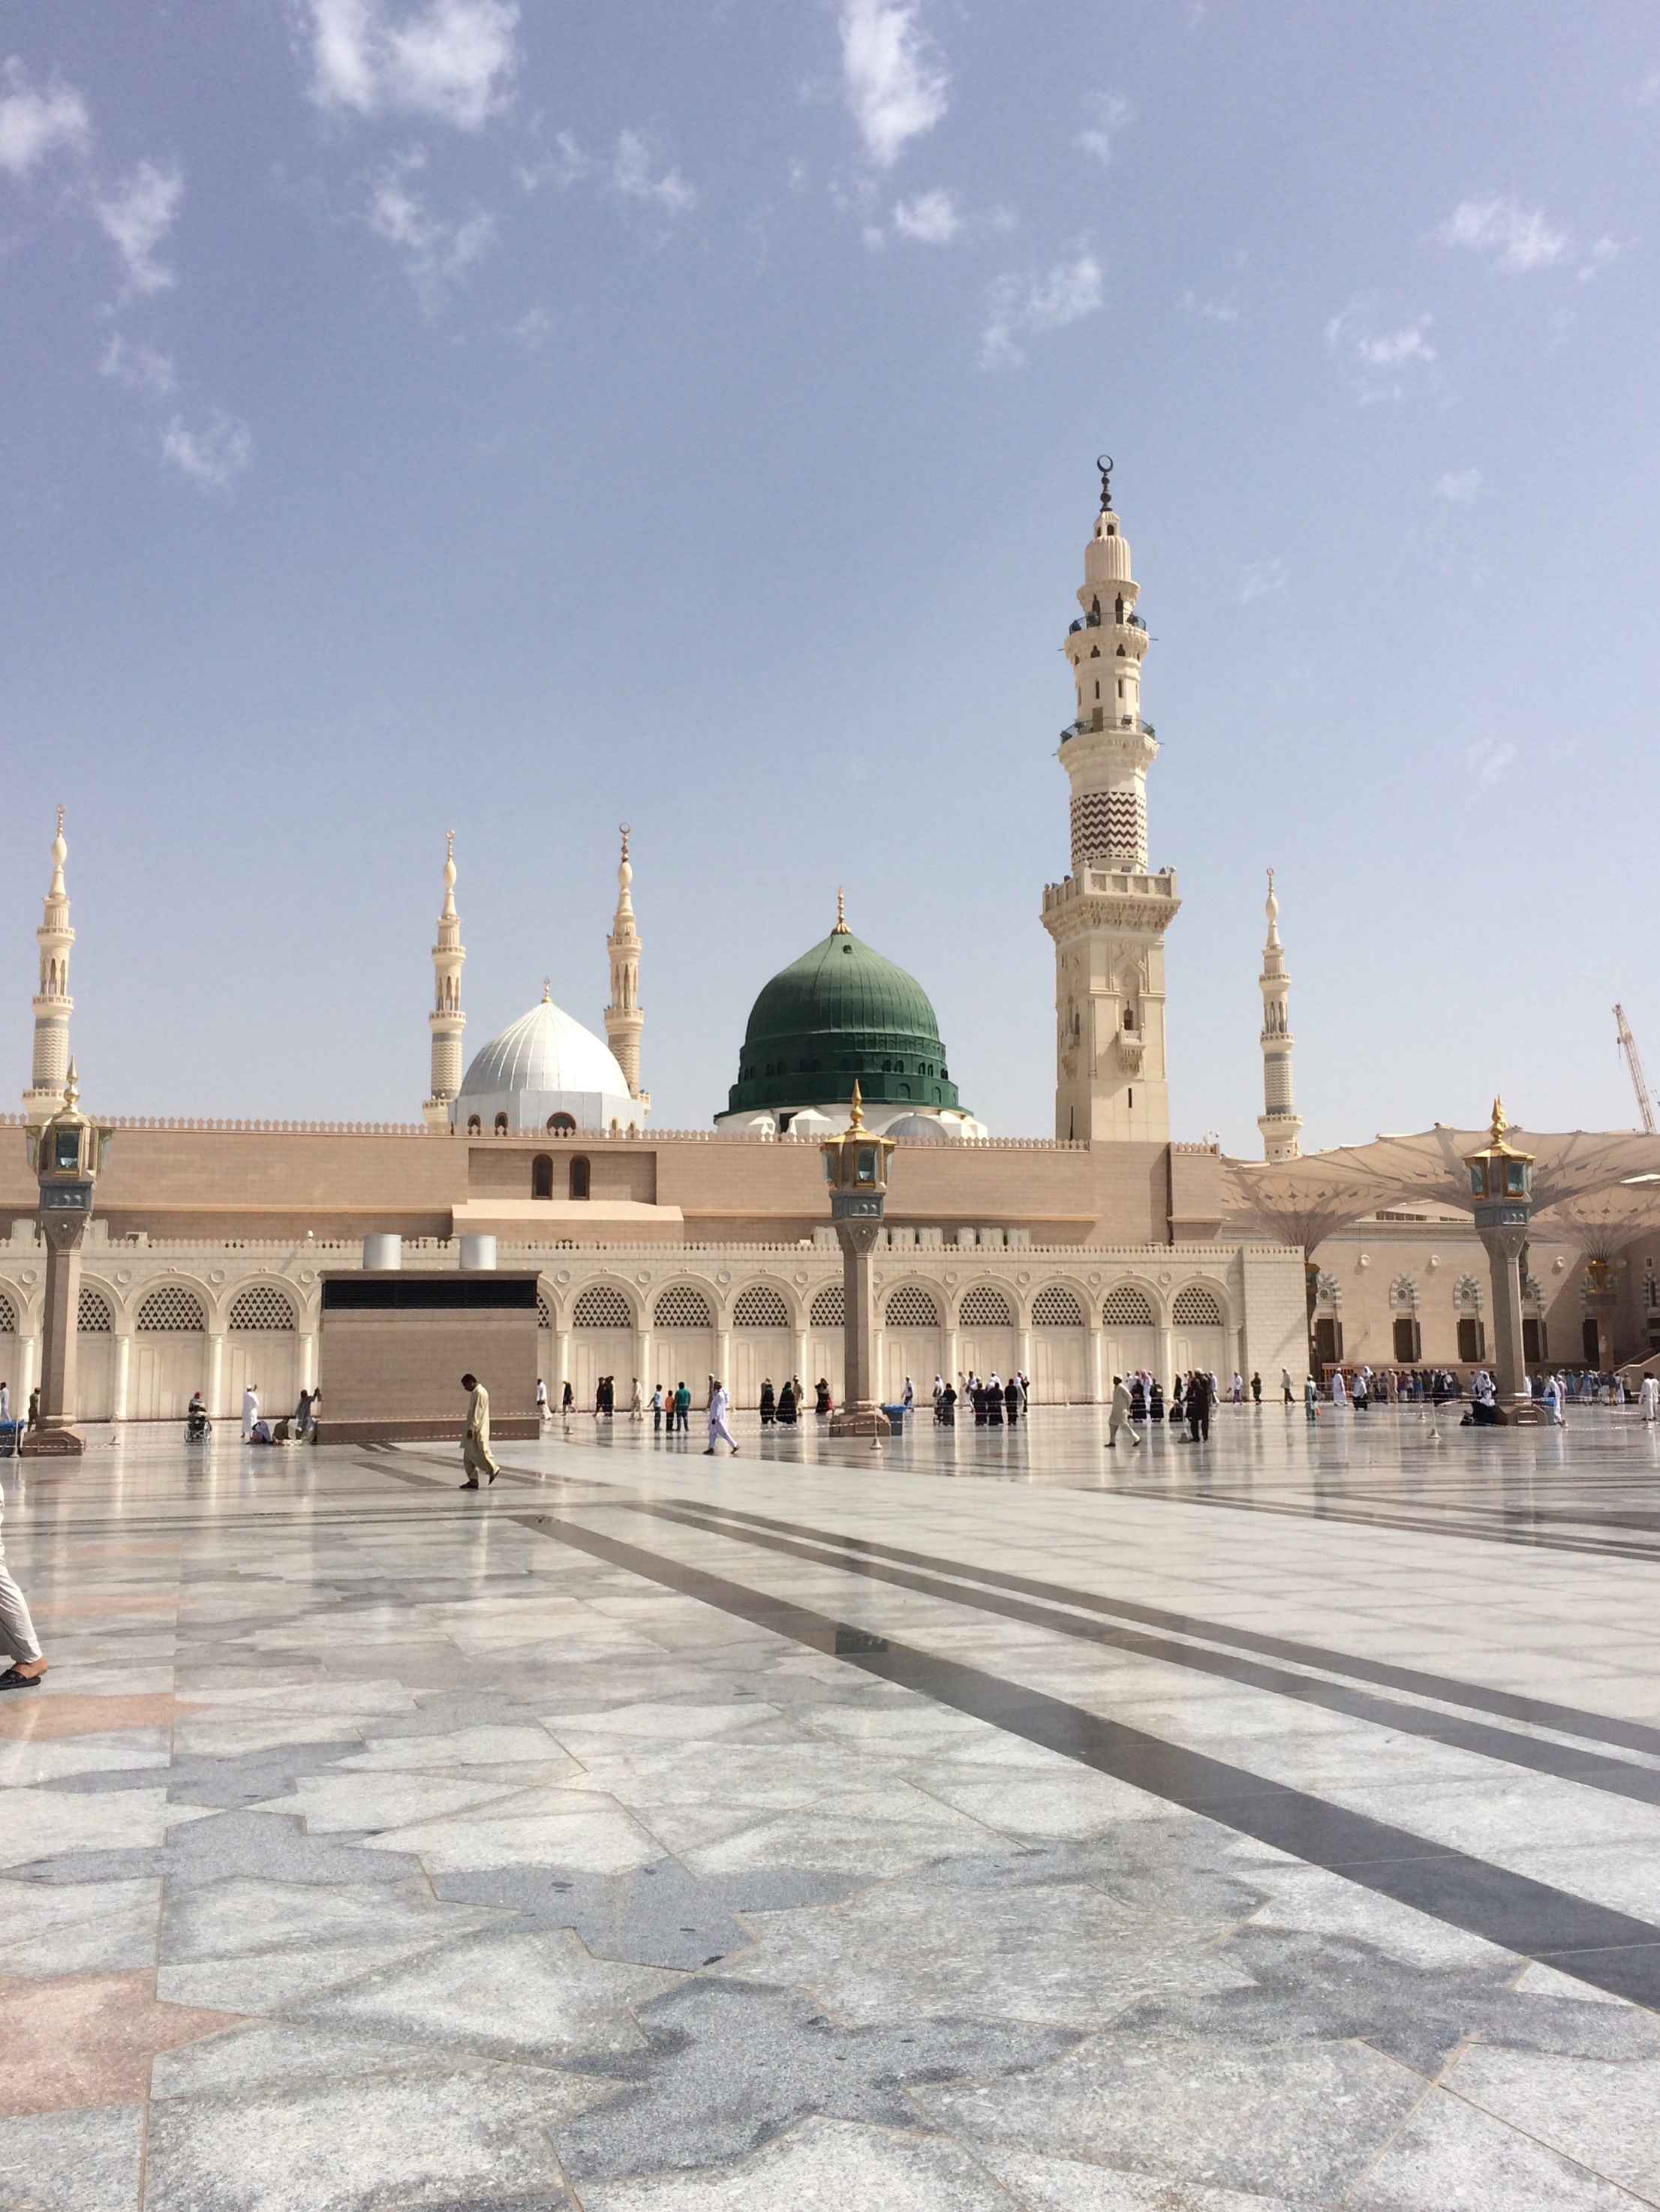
[705,1378,738,1456]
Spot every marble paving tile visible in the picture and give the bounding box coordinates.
[162,1874,503,1964]
[0,1880,159,1976]
[298,1924,681,2062]
[0,1788,212,1872]
[552,1977,1078,2183]
[341,1724,582,1778]
[0,1733,171,1788]
[735,1871,1248,2030]
[972,2143,1301,2208]
[149,2020,452,2101]
[0,1969,242,2116]
[170,1712,367,1757]
[909,1765,1170,1839]
[1345,2084,1646,2209]
[667,1784,1000,1877]
[142,2058,611,2212]
[360,1799,667,1877]
[246,1770,534,1834]
[157,1930,483,2013]
[916,2031,1427,2202]
[1238,1862,1517,1970]
[1439,2045,1660,2201]
[577,2114,1015,2212]
[14,1808,424,1892]
[0,1694,177,1742]
[0,2101,144,2212]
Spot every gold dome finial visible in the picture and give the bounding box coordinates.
[833,887,850,936]
[64,1059,78,1111]
[542,978,552,1003]
[1489,1096,1507,1146]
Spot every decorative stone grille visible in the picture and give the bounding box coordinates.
[654,1286,713,1330]
[137,1288,206,1333]
[77,1290,112,1333]
[1032,1287,1084,1327]
[885,1286,940,1328]
[1102,1287,1155,1326]
[958,1286,1013,1327]
[537,1296,552,1330]
[732,1285,789,1329]
[572,1285,632,1329]
[0,1295,15,1334]
[810,1286,845,1328]
[228,1287,295,1333]
[1171,1287,1222,1327]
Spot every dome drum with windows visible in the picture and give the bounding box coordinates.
[718,897,986,1139]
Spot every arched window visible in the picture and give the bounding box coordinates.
[733,1285,789,1329]
[548,1113,576,1134]
[958,1286,1013,1327]
[77,1290,113,1333]
[227,1287,295,1332]
[1103,1286,1156,1326]
[137,1288,206,1333]
[572,1285,632,1328]
[1171,1286,1223,1326]
[0,1294,16,1334]
[810,1285,845,1327]
[1032,1287,1084,1327]
[885,1286,940,1328]
[494,1112,509,1135]
[466,1115,481,1135]
[569,1156,590,1200]
[532,1155,554,1200]
[654,1286,714,1330]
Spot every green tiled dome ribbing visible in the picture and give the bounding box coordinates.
[727,930,964,1117]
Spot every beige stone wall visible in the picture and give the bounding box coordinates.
[1308,1218,1591,1370]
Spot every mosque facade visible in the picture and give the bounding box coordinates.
[0,470,1381,1422]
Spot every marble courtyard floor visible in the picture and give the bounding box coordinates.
[7,1408,1660,2209]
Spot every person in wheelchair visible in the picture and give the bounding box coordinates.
[185,1391,210,1442]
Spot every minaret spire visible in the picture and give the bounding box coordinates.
[423,831,467,1131]
[23,808,75,1127]
[1041,459,1180,1144]
[604,824,648,1112]
[1257,868,1302,1162]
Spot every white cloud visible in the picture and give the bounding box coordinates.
[305,0,519,130]
[1237,558,1287,604]
[1436,467,1481,503]
[161,410,251,491]
[841,0,948,168]
[1325,299,1436,403]
[981,248,1102,370]
[95,158,184,296]
[610,130,695,215]
[512,305,552,350]
[1078,92,1132,165]
[1435,194,1568,275]
[99,335,178,398]
[1178,287,1238,324]
[892,188,959,243]
[1466,736,1516,789]
[0,59,91,177]
[368,147,495,298]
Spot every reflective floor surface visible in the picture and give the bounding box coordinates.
[6,1404,1660,2209]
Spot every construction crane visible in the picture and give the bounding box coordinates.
[1615,1003,1658,1134]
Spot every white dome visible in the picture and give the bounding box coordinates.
[453,992,637,1133]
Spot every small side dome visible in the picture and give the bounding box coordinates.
[783,1108,839,1136]
[886,1114,949,1143]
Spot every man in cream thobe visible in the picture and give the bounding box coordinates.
[459,1372,499,1488]
[1106,1376,1141,1449]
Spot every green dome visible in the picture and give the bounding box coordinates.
[726,928,963,1118]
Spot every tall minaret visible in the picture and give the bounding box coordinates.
[604,824,648,1111]
[423,831,466,1131]
[23,809,75,1127]
[1257,869,1302,1162]
[1041,459,1180,1144]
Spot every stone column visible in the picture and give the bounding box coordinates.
[1156,1324,1174,1392]
[1016,1325,1033,1390]
[555,1327,571,1406]
[207,1328,226,1421]
[714,1329,730,1401]
[635,1327,654,1407]
[942,1326,959,1395]
[1088,1321,1105,1404]
[112,1329,131,1422]
[1478,1225,1529,1411]
[23,1213,87,1453]
[829,1219,889,1436]
[791,1324,808,1398]
[298,1330,317,1392]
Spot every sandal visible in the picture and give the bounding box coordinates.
[0,1665,44,1692]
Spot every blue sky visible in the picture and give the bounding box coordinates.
[2,2,1658,1149]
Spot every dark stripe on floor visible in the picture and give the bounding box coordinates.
[519,1509,1660,2012]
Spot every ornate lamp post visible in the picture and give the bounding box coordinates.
[820,1083,894,1439]
[1464,1099,1544,1423]
[22,1062,112,1457]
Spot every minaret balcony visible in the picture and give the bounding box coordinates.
[1042,866,1180,923]
[1060,716,1155,744]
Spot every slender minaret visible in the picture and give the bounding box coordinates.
[23,809,74,1127]
[1258,869,1302,1162]
[423,831,466,1131]
[604,824,648,1111]
[1042,458,1180,1144]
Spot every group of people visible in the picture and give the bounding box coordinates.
[931,1372,1029,1426]
[1108,1368,1219,1446]
[231,1384,319,1446]
[757,1380,804,1425]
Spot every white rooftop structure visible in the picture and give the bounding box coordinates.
[453,985,640,1135]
